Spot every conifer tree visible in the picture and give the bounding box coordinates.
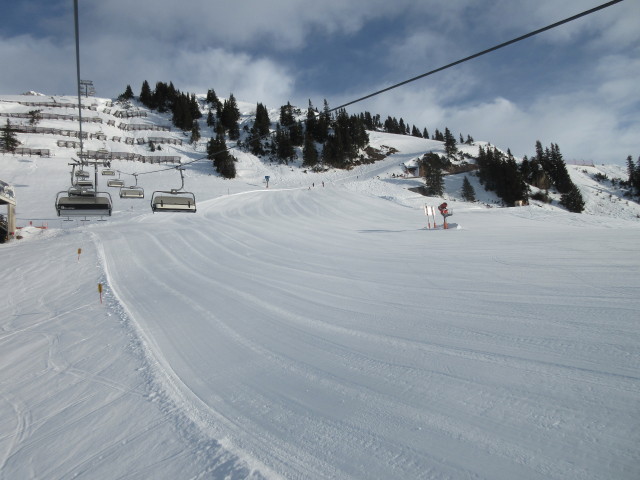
[254,103,271,136]
[189,93,202,120]
[206,89,222,112]
[625,155,640,196]
[210,124,236,178]
[560,183,585,213]
[1,120,19,153]
[171,93,192,131]
[421,152,444,197]
[635,156,640,195]
[190,120,200,144]
[220,94,241,140]
[305,100,318,140]
[302,132,319,167]
[279,102,303,146]
[461,176,476,202]
[139,80,152,107]
[28,110,42,125]
[443,127,458,159]
[118,85,134,101]
[314,100,330,144]
[274,124,295,163]
[206,109,215,128]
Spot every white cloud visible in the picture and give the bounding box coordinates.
[85,0,410,51]
[0,34,74,95]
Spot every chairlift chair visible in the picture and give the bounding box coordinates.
[101,169,115,176]
[107,178,125,187]
[75,179,93,188]
[75,169,90,179]
[55,190,112,217]
[69,180,95,197]
[151,168,196,213]
[120,174,144,199]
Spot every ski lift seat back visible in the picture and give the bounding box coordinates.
[107,179,125,187]
[120,186,145,198]
[55,190,113,217]
[150,168,196,213]
[119,173,144,198]
[151,192,196,212]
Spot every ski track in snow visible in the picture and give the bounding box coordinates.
[78,187,640,480]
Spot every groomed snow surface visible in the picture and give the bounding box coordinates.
[1,97,640,479]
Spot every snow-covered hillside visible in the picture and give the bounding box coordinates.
[1,94,639,480]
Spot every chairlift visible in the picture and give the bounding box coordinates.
[69,180,95,197]
[101,169,115,176]
[151,168,196,213]
[107,178,125,187]
[75,169,90,179]
[55,190,112,217]
[120,174,144,199]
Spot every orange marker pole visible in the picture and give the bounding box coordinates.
[77,248,82,262]
[98,283,103,304]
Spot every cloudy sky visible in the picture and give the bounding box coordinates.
[1,0,638,164]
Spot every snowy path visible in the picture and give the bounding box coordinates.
[83,188,640,479]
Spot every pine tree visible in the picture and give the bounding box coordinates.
[443,127,458,159]
[274,124,295,163]
[635,156,640,195]
[314,100,330,144]
[190,120,200,144]
[625,155,640,196]
[549,143,572,193]
[210,124,236,178]
[305,100,318,141]
[278,102,302,146]
[254,103,271,136]
[302,132,319,167]
[1,120,19,153]
[171,93,192,131]
[422,152,444,197]
[139,80,152,107]
[220,94,240,140]
[206,89,222,112]
[461,176,476,202]
[28,110,42,125]
[560,183,585,213]
[189,93,202,120]
[118,85,134,101]
[206,109,215,128]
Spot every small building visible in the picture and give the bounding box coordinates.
[0,180,16,243]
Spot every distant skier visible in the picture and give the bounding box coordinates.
[438,202,449,217]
